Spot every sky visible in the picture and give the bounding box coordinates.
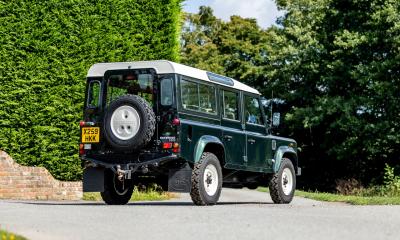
[182,0,283,29]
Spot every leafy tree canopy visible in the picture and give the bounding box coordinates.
[181,1,400,189]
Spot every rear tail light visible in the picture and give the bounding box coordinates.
[80,121,95,127]
[172,118,180,126]
[162,142,173,149]
[162,142,180,152]
[172,143,180,153]
[79,144,85,155]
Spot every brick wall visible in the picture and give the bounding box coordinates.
[0,151,82,200]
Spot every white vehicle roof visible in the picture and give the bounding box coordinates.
[87,60,260,95]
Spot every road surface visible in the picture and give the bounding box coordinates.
[0,188,399,240]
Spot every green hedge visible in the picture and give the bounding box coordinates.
[0,0,182,180]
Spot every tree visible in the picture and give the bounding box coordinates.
[0,0,182,181]
[181,6,271,90]
[182,1,400,190]
[269,0,400,189]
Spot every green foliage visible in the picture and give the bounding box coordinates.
[82,184,175,201]
[182,2,400,189]
[360,164,400,197]
[181,6,270,89]
[0,230,27,240]
[268,0,400,188]
[0,0,182,180]
[383,164,400,194]
[258,187,400,205]
[296,190,400,205]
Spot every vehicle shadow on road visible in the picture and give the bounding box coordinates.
[128,201,272,206]
[12,201,272,206]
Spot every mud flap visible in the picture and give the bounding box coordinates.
[83,167,105,192]
[168,165,192,193]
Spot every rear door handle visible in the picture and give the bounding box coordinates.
[248,139,256,144]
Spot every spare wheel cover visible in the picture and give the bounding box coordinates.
[110,105,141,140]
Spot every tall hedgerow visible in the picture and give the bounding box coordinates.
[0,0,182,180]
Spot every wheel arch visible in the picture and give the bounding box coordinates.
[273,146,298,174]
[193,135,225,166]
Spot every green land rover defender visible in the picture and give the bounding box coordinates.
[80,60,300,205]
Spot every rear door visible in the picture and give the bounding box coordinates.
[220,88,247,169]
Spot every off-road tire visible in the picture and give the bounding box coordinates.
[190,152,222,206]
[104,94,155,152]
[269,158,296,204]
[101,170,134,205]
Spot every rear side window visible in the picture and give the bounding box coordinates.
[245,96,264,125]
[160,78,173,106]
[223,90,239,120]
[180,79,216,114]
[199,84,216,114]
[87,81,101,107]
[181,79,199,111]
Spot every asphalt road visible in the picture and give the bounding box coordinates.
[1,188,399,240]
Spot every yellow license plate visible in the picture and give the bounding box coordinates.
[81,127,100,143]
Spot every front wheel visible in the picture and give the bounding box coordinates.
[190,152,222,206]
[269,158,296,204]
[101,170,134,205]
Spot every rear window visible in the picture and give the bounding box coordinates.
[106,72,154,105]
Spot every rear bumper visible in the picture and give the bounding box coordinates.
[81,154,178,170]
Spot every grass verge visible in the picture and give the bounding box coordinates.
[83,187,177,202]
[295,191,400,205]
[0,230,27,240]
[257,187,400,205]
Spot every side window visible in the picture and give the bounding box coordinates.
[199,84,216,114]
[223,90,239,120]
[87,81,101,107]
[245,95,264,125]
[181,79,199,111]
[180,79,217,114]
[160,78,173,106]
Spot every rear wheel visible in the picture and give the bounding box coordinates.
[101,170,133,205]
[190,152,222,206]
[269,158,296,204]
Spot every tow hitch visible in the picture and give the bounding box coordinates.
[82,155,178,192]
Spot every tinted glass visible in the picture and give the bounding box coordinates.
[87,81,100,107]
[181,79,217,114]
[160,78,173,106]
[245,96,264,125]
[223,90,239,120]
[199,84,216,114]
[107,73,153,105]
[181,79,199,111]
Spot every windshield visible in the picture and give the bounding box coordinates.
[106,71,154,106]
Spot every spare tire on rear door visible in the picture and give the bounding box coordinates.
[104,94,156,152]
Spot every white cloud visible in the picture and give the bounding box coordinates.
[209,0,282,28]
